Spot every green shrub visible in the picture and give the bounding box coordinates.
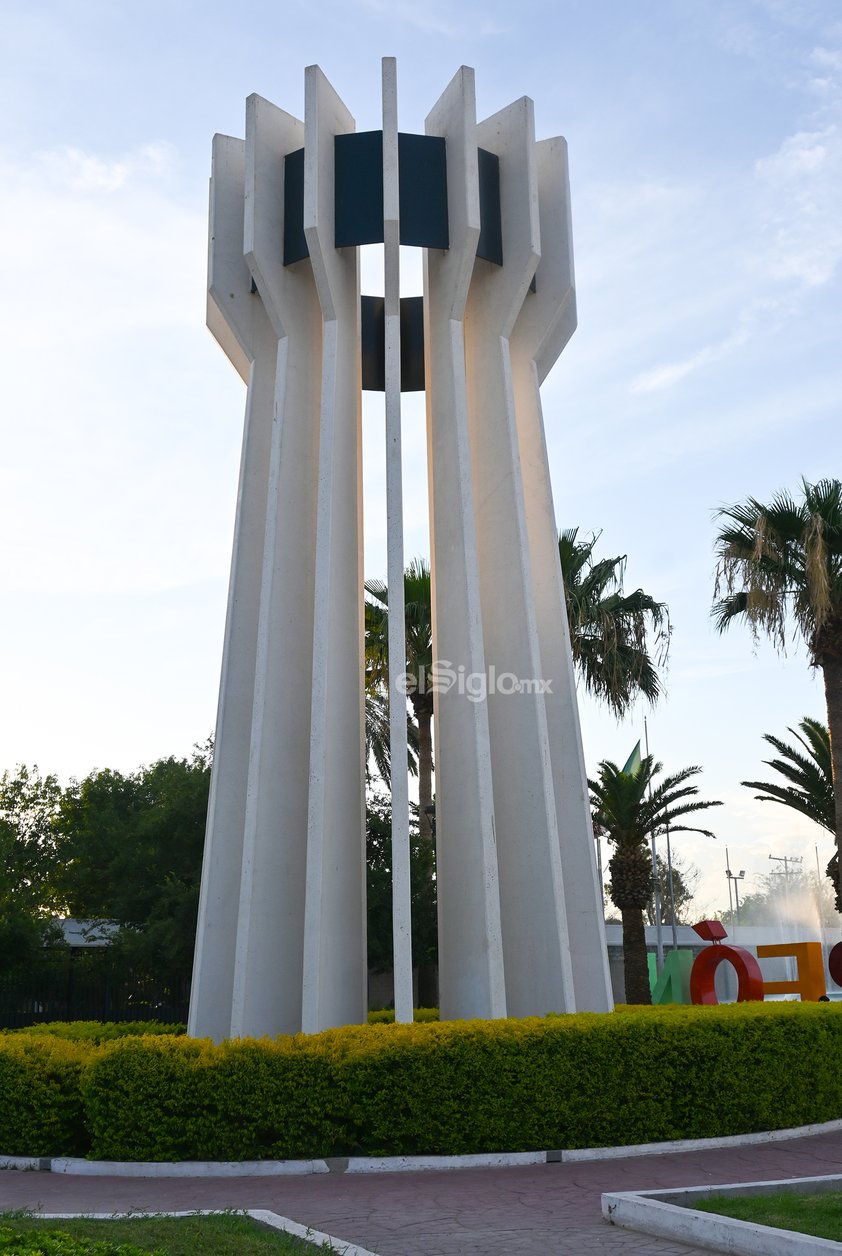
[4,1004,842,1161]
[5,1022,185,1044]
[0,1223,162,1254]
[367,1008,439,1024]
[0,1036,93,1156]
[81,1035,347,1161]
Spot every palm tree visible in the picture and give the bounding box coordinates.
[364,681,419,787]
[365,559,434,839]
[713,478,842,898]
[560,529,671,718]
[742,717,834,833]
[589,756,722,1004]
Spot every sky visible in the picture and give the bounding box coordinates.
[1,0,840,922]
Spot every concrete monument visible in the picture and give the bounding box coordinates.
[188,61,613,1042]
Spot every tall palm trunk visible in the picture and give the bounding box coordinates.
[412,691,434,841]
[619,904,651,1004]
[821,652,842,908]
[608,847,653,1005]
[410,689,436,1005]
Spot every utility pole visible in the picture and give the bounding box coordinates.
[644,717,663,972]
[725,847,734,917]
[769,852,803,924]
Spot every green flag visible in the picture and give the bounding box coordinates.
[622,741,642,776]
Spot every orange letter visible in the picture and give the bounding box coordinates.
[757,942,827,1001]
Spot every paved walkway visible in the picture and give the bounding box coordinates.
[2,1130,842,1254]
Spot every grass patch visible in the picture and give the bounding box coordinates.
[696,1189,842,1242]
[0,1212,333,1254]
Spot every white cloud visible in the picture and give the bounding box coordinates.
[0,142,232,601]
[36,142,177,193]
[630,324,752,395]
[0,142,203,348]
[811,45,842,72]
[751,125,842,287]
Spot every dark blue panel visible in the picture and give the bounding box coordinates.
[361,295,425,393]
[283,147,308,265]
[477,147,503,266]
[361,295,385,391]
[400,296,425,392]
[398,133,448,250]
[336,131,384,248]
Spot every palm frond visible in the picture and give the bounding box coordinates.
[712,479,842,663]
[741,716,835,833]
[560,531,671,718]
[589,755,721,856]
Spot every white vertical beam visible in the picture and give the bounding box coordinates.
[229,95,322,1038]
[465,99,575,1015]
[424,67,506,1022]
[188,134,278,1041]
[301,65,367,1034]
[510,138,613,1012]
[382,58,414,1025]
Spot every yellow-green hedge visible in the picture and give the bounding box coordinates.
[0,1035,93,1157]
[2,1004,842,1161]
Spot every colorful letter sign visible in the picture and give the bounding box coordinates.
[689,921,765,1005]
[683,922,833,1005]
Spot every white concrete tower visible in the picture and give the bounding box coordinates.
[189,62,612,1043]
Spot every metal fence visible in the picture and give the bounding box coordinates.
[0,951,190,1028]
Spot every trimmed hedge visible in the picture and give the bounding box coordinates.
[367,1008,440,1024]
[81,1035,343,1162]
[2,1003,842,1161]
[0,1035,92,1157]
[4,1021,185,1044]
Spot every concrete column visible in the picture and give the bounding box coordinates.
[301,66,367,1034]
[229,96,323,1038]
[424,67,506,1021]
[464,100,575,1016]
[510,138,613,1012]
[381,58,414,1025]
[188,134,279,1041]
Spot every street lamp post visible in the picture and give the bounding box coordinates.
[726,868,746,927]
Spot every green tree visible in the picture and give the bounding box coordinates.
[589,755,721,1004]
[364,655,419,787]
[742,717,834,834]
[0,767,66,977]
[713,478,842,902]
[56,747,211,973]
[365,559,434,840]
[644,853,699,927]
[559,529,671,718]
[366,794,437,978]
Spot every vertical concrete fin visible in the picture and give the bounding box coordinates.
[189,135,278,1041]
[464,101,575,1016]
[381,57,414,1025]
[301,65,367,1035]
[510,138,613,1013]
[229,95,324,1039]
[424,66,507,1022]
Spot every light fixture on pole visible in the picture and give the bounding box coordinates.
[726,868,746,926]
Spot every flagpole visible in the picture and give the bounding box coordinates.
[644,716,664,973]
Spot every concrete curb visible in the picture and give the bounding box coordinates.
[31,1209,379,1256]
[560,1115,842,1162]
[3,1116,842,1177]
[48,1157,330,1177]
[602,1173,842,1255]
